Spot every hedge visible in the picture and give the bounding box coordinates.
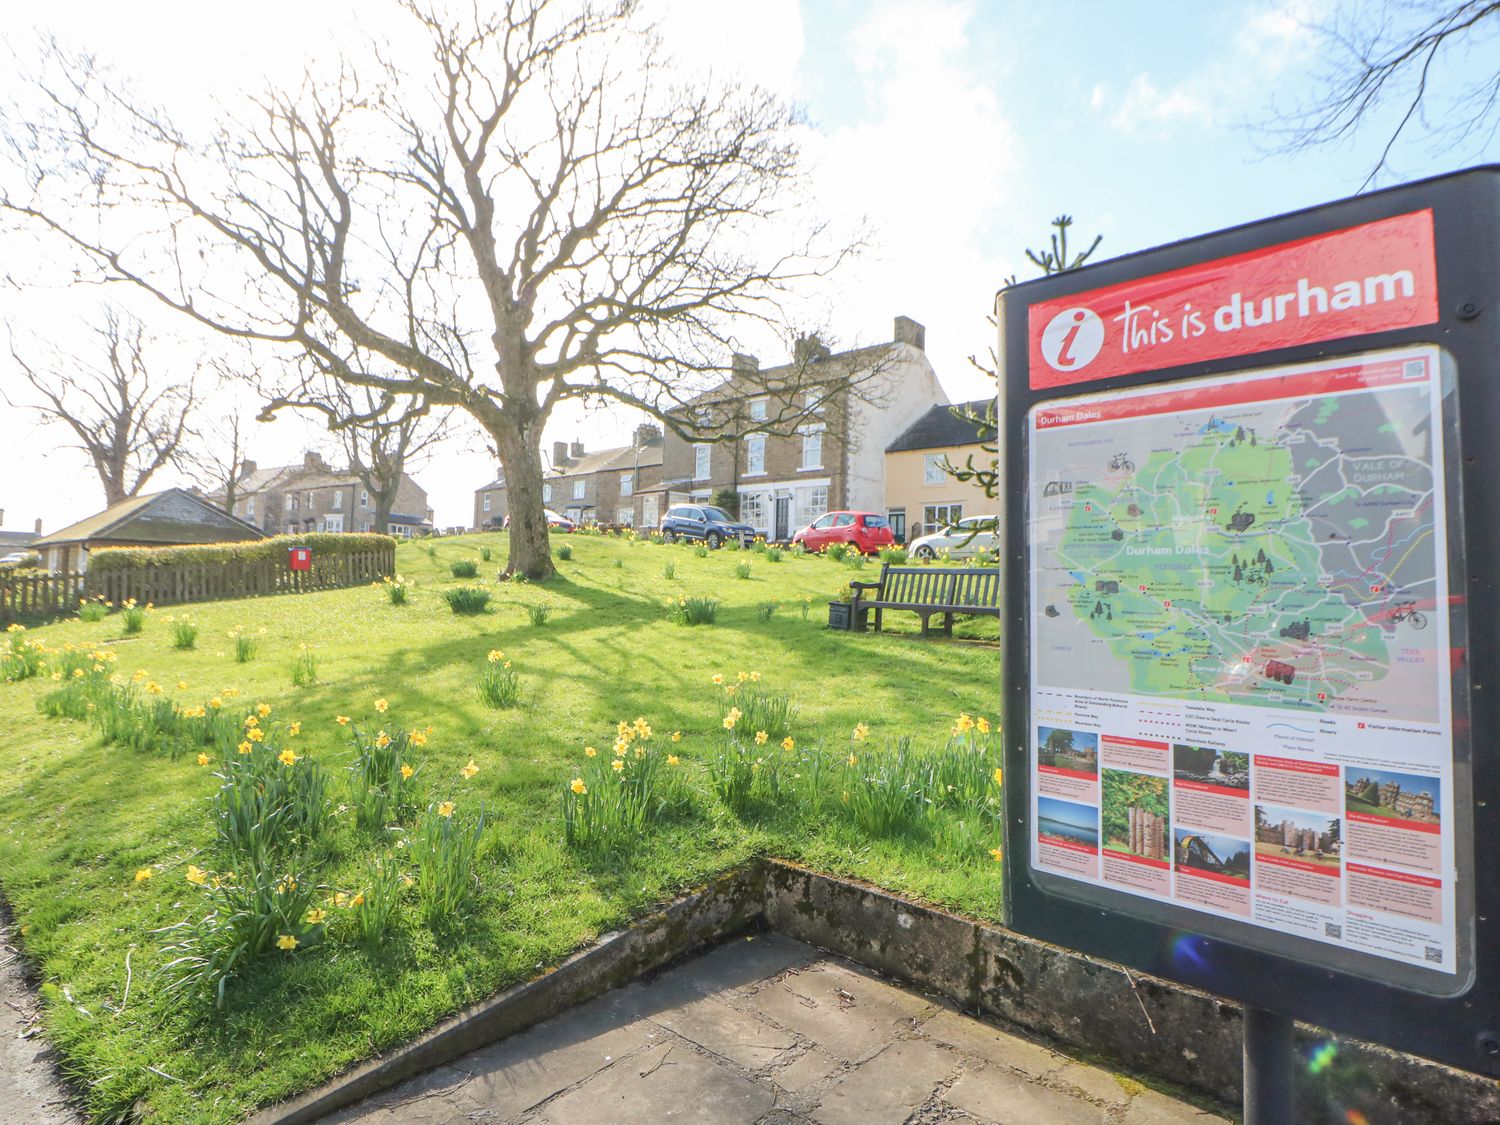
[88,533,398,573]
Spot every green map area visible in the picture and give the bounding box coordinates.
[1035,379,1440,719]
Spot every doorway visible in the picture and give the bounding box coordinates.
[774,496,791,541]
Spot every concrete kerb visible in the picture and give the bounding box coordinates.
[252,858,1500,1124]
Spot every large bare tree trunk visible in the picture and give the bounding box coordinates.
[492,423,553,580]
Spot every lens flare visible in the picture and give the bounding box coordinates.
[1170,932,1209,974]
[1345,1111,1369,1125]
[1307,1040,1339,1075]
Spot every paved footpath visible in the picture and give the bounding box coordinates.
[320,934,1231,1125]
[0,917,83,1125]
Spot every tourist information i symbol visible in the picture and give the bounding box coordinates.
[1040,306,1104,372]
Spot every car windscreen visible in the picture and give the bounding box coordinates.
[863,515,889,528]
[701,506,735,523]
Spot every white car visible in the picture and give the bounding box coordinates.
[908,517,1000,561]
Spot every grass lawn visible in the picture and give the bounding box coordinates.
[0,532,1000,1122]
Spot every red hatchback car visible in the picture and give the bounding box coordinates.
[792,511,895,555]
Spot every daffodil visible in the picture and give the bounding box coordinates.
[667,755,680,766]
[247,727,264,743]
[145,681,162,695]
[712,673,724,684]
[400,763,414,780]
[374,698,389,713]
[375,732,392,749]
[437,801,455,818]
[585,746,598,758]
[257,702,272,717]
[993,767,1004,786]
[461,759,479,780]
[185,865,208,885]
[570,778,587,795]
[276,934,299,951]
[781,736,795,752]
[306,908,327,925]
[351,892,366,906]
[209,697,223,709]
[847,753,858,766]
[237,740,253,755]
[278,748,299,766]
[197,752,210,767]
[990,847,1004,863]
[611,759,624,772]
[955,713,975,733]
[134,868,153,883]
[853,722,869,741]
[336,715,350,726]
[755,730,768,745]
[176,680,188,691]
[410,730,428,747]
[671,731,682,743]
[749,671,762,682]
[488,649,505,663]
[976,716,991,734]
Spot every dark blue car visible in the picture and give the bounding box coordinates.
[659,504,756,548]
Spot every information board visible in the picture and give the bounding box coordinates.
[1000,165,1500,1076]
[1027,345,1461,982]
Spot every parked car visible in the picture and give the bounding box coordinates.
[792,511,895,555]
[908,516,1000,560]
[658,504,755,548]
[502,510,576,532]
[0,550,40,569]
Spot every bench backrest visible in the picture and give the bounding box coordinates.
[876,564,999,608]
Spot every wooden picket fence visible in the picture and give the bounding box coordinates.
[0,545,395,625]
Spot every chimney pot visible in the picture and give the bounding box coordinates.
[893,315,926,351]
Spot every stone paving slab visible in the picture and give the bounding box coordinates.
[316,935,1233,1125]
[0,919,83,1125]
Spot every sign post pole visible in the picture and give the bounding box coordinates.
[1241,1006,1292,1125]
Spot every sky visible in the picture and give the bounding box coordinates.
[1,0,1495,533]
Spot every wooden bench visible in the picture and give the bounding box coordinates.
[848,564,1000,636]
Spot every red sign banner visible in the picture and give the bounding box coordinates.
[1027,210,1438,389]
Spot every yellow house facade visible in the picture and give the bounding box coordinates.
[883,399,995,542]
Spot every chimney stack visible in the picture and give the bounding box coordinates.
[794,335,831,364]
[34,518,42,535]
[553,441,570,466]
[303,450,327,470]
[893,315,926,351]
[570,440,585,460]
[634,422,662,447]
[238,459,257,479]
[730,352,759,378]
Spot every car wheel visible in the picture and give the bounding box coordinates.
[914,544,936,560]
[663,529,677,543]
[706,530,723,549]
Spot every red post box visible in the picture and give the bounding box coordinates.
[288,546,312,572]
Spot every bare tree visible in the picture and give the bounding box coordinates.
[189,410,255,516]
[262,373,450,533]
[5,307,198,507]
[2,1,863,578]
[947,216,1105,500]
[1258,1,1500,189]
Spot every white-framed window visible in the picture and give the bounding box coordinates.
[745,435,766,475]
[572,478,586,500]
[804,390,824,414]
[616,506,634,527]
[246,497,255,520]
[740,492,767,533]
[924,453,947,485]
[324,514,344,533]
[619,473,634,497]
[641,494,660,527]
[925,503,963,529]
[800,426,823,470]
[749,397,767,421]
[360,490,369,508]
[543,483,553,503]
[483,493,491,512]
[333,490,343,510]
[306,491,313,507]
[286,523,297,535]
[795,485,828,528]
[289,493,299,512]
[693,444,711,481]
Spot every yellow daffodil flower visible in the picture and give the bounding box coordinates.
[570,778,587,795]
[278,748,298,766]
[374,698,389,713]
[197,752,210,767]
[847,753,858,766]
[410,730,428,747]
[400,763,414,780]
[993,767,1004,786]
[667,755,680,766]
[611,759,624,772]
[276,934,299,951]
[990,847,1004,863]
[351,892,366,906]
[289,722,301,736]
[711,673,724,684]
[976,716,991,734]
[437,801,455,818]
[134,868,153,883]
[336,715,350,726]
[781,736,795,752]
[237,741,253,755]
[306,908,327,925]
[488,649,505,662]
[257,703,272,717]
[247,727,264,742]
[209,697,223,709]
[755,730,768,745]
[461,759,479,780]
[671,732,682,743]
[176,680,188,691]
[585,746,598,757]
[375,732,392,749]
[853,722,869,741]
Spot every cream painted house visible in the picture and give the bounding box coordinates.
[883,399,995,543]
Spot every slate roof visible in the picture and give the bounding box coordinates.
[32,489,266,547]
[884,399,995,454]
[0,530,38,548]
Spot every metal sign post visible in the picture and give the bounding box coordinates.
[999,166,1500,1111]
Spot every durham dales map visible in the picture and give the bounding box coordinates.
[1030,348,1448,726]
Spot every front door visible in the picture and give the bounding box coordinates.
[887,508,906,544]
[774,497,791,541]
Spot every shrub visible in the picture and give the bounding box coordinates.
[425,545,437,558]
[412,801,487,927]
[77,600,108,623]
[693,544,709,558]
[450,558,479,578]
[479,651,520,708]
[755,601,777,622]
[844,554,867,570]
[669,596,718,626]
[2,626,44,682]
[169,617,199,650]
[525,601,552,627]
[788,543,807,557]
[480,547,492,562]
[90,532,396,573]
[734,562,751,580]
[443,586,491,615]
[825,543,849,562]
[879,546,909,565]
[726,537,742,552]
[612,558,624,569]
[156,864,322,1008]
[662,561,676,580]
[556,544,572,561]
[383,575,413,605]
[765,547,783,563]
[291,645,318,686]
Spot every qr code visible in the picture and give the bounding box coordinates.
[1324,922,1342,939]
[1403,359,1426,379]
[1425,946,1444,964]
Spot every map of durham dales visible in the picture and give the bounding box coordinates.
[1030,349,1448,724]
